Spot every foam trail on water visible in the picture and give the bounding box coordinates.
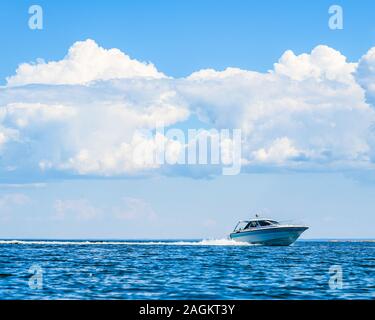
[198,239,251,246]
[0,239,252,246]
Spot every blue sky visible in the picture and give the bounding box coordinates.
[0,0,375,239]
[2,0,375,81]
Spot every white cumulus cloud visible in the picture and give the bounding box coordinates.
[54,198,100,221]
[182,45,373,170]
[252,137,300,164]
[6,39,166,86]
[274,45,356,82]
[1,40,375,180]
[356,47,375,105]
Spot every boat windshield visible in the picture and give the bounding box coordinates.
[245,221,259,229]
[267,220,279,225]
[233,219,280,232]
[244,220,280,229]
[233,221,249,232]
[257,220,279,227]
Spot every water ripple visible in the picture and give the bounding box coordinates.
[0,240,373,299]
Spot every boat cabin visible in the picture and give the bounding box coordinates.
[232,219,279,233]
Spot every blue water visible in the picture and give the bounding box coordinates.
[0,239,374,299]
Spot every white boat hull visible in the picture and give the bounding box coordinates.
[229,226,308,246]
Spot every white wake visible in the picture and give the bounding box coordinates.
[0,238,252,246]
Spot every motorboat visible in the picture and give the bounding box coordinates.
[229,215,308,246]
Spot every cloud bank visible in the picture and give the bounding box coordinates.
[7,39,165,86]
[1,39,375,180]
